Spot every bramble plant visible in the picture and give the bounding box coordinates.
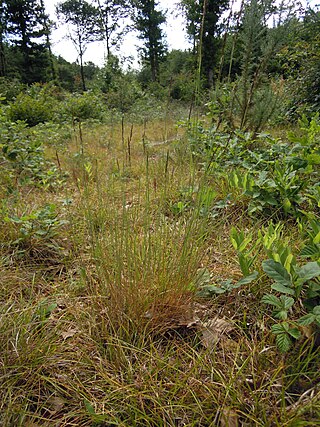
[262,257,320,352]
[1,118,66,189]
[4,204,68,255]
[197,271,258,296]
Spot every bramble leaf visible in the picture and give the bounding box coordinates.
[275,332,292,352]
[279,295,295,310]
[297,313,315,326]
[287,327,301,339]
[261,294,281,307]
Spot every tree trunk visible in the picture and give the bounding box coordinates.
[96,0,111,58]
[79,46,86,91]
[39,0,57,80]
[0,37,5,76]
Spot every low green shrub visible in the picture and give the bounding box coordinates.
[7,85,56,126]
[0,77,25,103]
[3,203,68,257]
[8,92,52,126]
[0,117,66,189]
[61,92,105,122]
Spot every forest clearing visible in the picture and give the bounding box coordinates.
[0,0,320,425]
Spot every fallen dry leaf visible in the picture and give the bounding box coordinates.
[60,328,79,340]
[198,317,234,350]
[220,407,239,427]
[47,396,65,414]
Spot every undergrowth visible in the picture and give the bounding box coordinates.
[0,107,319,426]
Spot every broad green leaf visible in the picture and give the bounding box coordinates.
[239,236,252,252]
[284,253,294,273]
[313,231,320,244]
[300,245,319,258]
[313,305,320,315]
[264,195,278,206]
[230,228,252,252]
[307,282,320,298]
[238,254,251,276]
[38,303,57,319]
[200,285,226,295]
[232,173,239,188]
[262,259,292,287]
[230,227,239,250]
[271,283,295,295]
[234,271,258,288]
[275,332,292,353]
[280,295,295,310]
[84,400,96,415]
[275,310,289,320]
[297,313,315,326]
[271,323,288,334]
[283,198,291,212]
[273,253,281,263]
[297,262,320,283]
[261,294,281,307]
[287,327,301,339]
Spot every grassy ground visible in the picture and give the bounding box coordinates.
[0,114,319,426]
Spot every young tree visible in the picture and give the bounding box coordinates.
[95,0,131,58]
[131,0,166,82]
[39,0,56,81]
[56,0,101,91]
[179,0,200,55]
[179,0,229,87]
[213,0,301,132]
[5,0,50,83]
[0,1,6,76]
[276,6,320,115]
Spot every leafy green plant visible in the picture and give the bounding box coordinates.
[230,227,258,276]
[262,259,320,299]
[7,92,54,126]
[299,219,320,261]
[198,272,258,296]
[262,258,320,352]
[196,228,259,297]
[270,322,301,353]
[288,113,320,149]
[62,92,105,122]
[297,305,320,327]
[4,204,68,255]
[0,77,25,102]
[229,162,305,217]
[1,119,65,189]
[168,186,219,218]
[258,222,295,271]
[262,294,295,321]
[305,184,320,213]
[166,186,195,217]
